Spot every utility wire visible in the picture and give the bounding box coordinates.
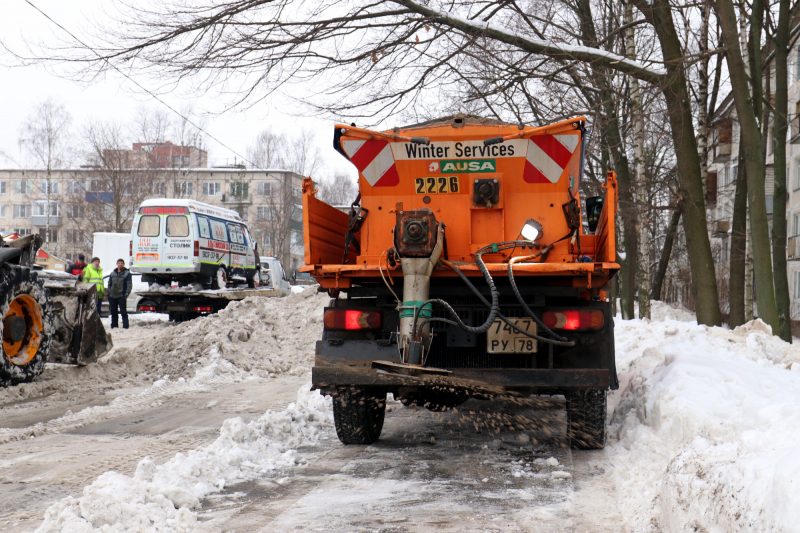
[23,0,257,168]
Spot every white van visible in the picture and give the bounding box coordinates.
[130,199,258,289]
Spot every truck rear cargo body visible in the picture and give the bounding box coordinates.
[302,116,619,448]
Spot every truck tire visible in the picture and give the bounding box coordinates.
[566,389,607,450]
[332,387,386,444]
[211,266,227,290]
[0,267,52,387]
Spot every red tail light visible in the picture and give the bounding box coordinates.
[193,305,213,313]
[194,240,200,257]
[138,304,157,313]
[324,309,382,330]
[129,240,133,259]
[542,309,604,331]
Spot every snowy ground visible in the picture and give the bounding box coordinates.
[0,292,798,532]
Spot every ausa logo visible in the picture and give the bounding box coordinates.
[439,159,496,173]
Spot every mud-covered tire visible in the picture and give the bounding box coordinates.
[566,389,607,450]
[0,266,52,387]
[332,387,386,444]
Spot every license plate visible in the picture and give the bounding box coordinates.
[487,318,537,354]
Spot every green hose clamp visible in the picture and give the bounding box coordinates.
[399,300,433,319]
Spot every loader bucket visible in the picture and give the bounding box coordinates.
[41,275,112,365]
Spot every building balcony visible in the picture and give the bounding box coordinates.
[31,215,61,227]
[221,193,252,205]
[789,236,800,260]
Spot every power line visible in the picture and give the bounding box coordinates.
[23,0,257,168]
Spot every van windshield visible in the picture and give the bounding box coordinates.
[167,215,189,237]
[137,215,160,237]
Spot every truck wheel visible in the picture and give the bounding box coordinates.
[0,268,51,387]
[566,389,607,450]
[332,387,386,444]
[211,267,228,290]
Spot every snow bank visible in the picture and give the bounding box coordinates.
[0,288,327,404]
[36,385,334,532]
[607,314,800,531]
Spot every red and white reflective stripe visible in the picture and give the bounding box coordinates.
[341,139,399,187]
[523,134,580,184]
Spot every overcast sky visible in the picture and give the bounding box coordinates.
[0,0,355,180]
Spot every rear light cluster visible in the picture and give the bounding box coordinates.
[542,309,604,331]
[138,304,157,313]
[193,240,200,257]
[193,305,213,313]
[324,309,382,330]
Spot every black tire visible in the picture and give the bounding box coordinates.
[332,387,386,444]
[211,266,228,290]
[0,266,52,387]
[566,389,607,450]
[245,270,256,289]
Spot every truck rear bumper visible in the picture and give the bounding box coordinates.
[312,364,610,395]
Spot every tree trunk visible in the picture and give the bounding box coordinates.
[715,0,779,332]
[626,1,650,319]
[634,0,721,326]
[729,151,748,327]
[651,204,682,301]
[575,0,638,320]
[771,0,792,341]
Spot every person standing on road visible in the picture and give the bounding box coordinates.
[83,257,105,314]
[107,258,132,329]
[68,254,87,280]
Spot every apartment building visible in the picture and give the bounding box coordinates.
[0,166,305,273]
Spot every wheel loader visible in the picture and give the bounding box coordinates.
[1,234,111,387]
[302,115,619,449]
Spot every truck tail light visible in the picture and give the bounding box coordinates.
[138,304,157,313]
[542,309,604,331]
[193,305,213,313]
[324,309,382,330]
[129,240,133,259]
[194,240,200,257]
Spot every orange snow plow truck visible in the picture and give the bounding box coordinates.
[302,115,619,449]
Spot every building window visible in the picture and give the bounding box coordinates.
[795,159,800,191]
[154,182,166,196]
[13,204,30,218]
[68,204,85,218]
[0,181,6,194]
[40,180,59,194]
[176,181,193,196]
[38,228,58,242]
[257,206,272,220]
[795,271,800,300]
[793,212,800,237]
[33,201,59,217]
[67,180,83,194]
[12,228,31,236]
[230,181,249,199]
[202,182,220,196]
[66,229,84,244]
[0,205,6,218]
[15,180,29,194]
[257,181,272,196]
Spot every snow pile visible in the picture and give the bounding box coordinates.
[114,287,327,380]
[606,315,800,531]
[37,385,334,532]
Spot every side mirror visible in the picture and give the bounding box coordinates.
[585,196,604,233]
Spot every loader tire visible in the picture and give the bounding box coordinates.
[0,266,52,387]
[566,389,607,450]
[332,387,386,445]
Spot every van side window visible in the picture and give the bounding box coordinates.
[196,215,211,239]
[210,219,227,241]
[137,215,160,237]
[166,215,189,237]
[227,223,245,244]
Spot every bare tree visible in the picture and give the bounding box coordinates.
[17,99,72,255]
[69,0,727,325]
[318,173,358,206]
